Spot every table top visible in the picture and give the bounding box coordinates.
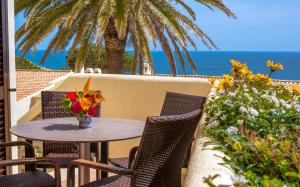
[10,117,145,143]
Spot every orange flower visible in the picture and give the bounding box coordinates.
[87,91,105,105]
[93,91,105,104]
[208,77,217,84]
[80,97,92,111]
[83,77,92,96]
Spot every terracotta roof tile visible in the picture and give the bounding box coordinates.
[16,71,300,101]
[16,69,72,101]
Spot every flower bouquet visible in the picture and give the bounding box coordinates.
[62,77,104,128]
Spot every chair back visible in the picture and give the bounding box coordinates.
[41,91,100,155]
[132,109,202,187]
[160,92,206,116]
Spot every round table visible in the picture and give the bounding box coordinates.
[10,117,145,186]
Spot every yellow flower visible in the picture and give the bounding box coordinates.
[266,134,276,142]
[253,140,262,149]
[255,73,272,85]
[290,85,300,94]
[208,77,217,84]
[230,60,248,75]
[232,141,243,152]
[213,83,224,90]
[80,97,92,111]
[248,74,256,80]
[223,74,233,81]
[231,59,247,69]
[239,68,253,77]
[214,78,233,90]
[267,60,284,71]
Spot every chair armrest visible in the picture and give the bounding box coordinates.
[0,157,61,187]
[128,146,139,168]
[67,159,134,187]
[0,141,35,157]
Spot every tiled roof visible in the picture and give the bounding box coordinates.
[16,71,300,101]
[155,74,300,89]
[16,69,72,101]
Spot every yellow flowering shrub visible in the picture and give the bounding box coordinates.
[204,60,300,187]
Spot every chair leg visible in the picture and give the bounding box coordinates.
[96,143,100,180]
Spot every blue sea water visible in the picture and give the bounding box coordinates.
[16,51,300,80]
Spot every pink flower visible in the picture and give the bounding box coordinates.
[87,107,98,116]
[71,101,82,113]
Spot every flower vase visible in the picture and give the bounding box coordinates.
[77,115,92,128]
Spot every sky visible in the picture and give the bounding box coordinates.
[14,0,300,52]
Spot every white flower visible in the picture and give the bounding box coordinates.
[228,92,236,97]
[270,96,280,107]
[252,87,258,94]
[220,115,227,120]
[207,120,220,128]
[237,120,244,125]
[279,99,286,106]
[247,96,253,102]
[227,126,239,135]
[231,175,248,185]
[285,104,292,109]
[294,104,300,112]
[224,99,234,107]
[271,109,279,115]
[297,137,300,145]
[249,108,259,117]
[279,99,292,109]
[239,106,248,113]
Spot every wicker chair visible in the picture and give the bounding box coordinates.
[0,141,61,187]
[67,109,202,187]
[36,91,101,170]
[110,92,206,168]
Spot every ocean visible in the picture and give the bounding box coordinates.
[17,51,300,80]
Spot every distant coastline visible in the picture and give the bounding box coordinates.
[16,51,300,80]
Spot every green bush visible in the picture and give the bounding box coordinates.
[66,44,134,73]
[16,56,41,69]
[203,60,300,187]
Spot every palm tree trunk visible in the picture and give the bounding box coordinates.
[104,18,127,74]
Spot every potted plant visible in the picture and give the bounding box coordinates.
[62,77,104,128]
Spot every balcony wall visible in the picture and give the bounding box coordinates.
[54,74,211,158]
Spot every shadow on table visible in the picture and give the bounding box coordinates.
[43,124,80,131]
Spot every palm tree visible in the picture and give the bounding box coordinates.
[15,0,235,74]
[66,43,134,72]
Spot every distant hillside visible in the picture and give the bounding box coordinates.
[16,56,41,69]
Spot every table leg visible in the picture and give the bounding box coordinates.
[100,142,109,178]
[79,143,90,186]
[25,139,34,172]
